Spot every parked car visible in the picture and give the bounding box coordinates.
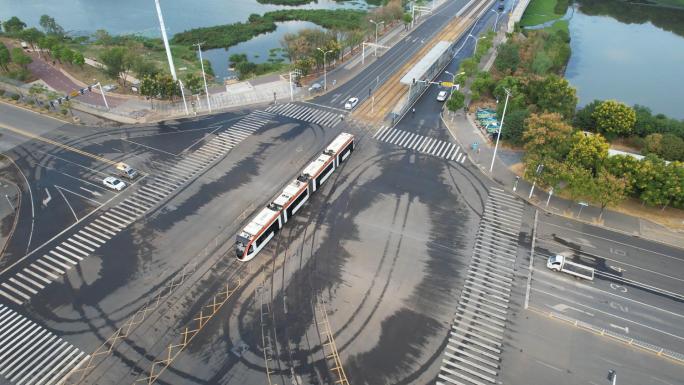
[102,84,118,92]
[437,90,448,102]
[308,83,323,92]
[115,162,139,180]
[103,176,126,191]
[344,97,359,110]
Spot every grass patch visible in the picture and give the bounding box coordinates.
[520,0,564,26]
[543,19,569,34]
[172,9,367,50]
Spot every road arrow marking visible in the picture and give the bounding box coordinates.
[42,187,51,207]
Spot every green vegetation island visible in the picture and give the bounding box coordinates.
[444,0,683,215]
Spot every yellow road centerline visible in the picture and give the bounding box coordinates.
[0,123,116,166]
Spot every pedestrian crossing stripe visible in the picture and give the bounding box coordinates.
[265,103,341,128]
[0,111,274,306]
[0,304,89,385]
[374,126,467,163]
[436,190,524,385]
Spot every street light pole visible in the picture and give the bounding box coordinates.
[193,42,211,112]
[369,20,383,57]
[489,87,510,173]
[154,0,177,81]
[317,48,332,91]
[491,9,502,31]
[444,70,465,98]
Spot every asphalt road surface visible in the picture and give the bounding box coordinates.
[529,214,684,354]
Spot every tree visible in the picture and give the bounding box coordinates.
[659,134,684,161]
[39,15,65,38]
[564,165,595,204]
[494,42,520,74]
[459,57,478,77]
[471,71,495,98]
[37,35,60,57]
[19,28,44,50]
[500,108,530,146]
[523,112,574,161]
[3,17,26,34]
[573,99,601,132]
[531,50,552,75]
[140,75,159,107]
[588,170,630,220]
[402,13,413,29]
[446,90,465,112]
[11,47,32,69]
[0,44,10,71]
[100,47,134,85]
[72,51,85,67]
[93,29,114,46]
[527,75,577,120]
[184,73,203,95]
[567,131,609,174]
[592,100,636,139]
[155,73,179,100]
[132,57,158,79]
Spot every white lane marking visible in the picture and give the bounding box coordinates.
[78,186,102,197]
[532,287,684,341]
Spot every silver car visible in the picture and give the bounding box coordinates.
[344,97,359,110]
[103,176,126,191]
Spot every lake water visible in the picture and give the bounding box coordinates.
[0,0,368,80]
[565,0,684,119]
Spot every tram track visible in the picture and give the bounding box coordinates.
[354,0,494,124]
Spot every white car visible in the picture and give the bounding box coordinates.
[344,97,359,110]
[103,176,126,191]
[437,90,448,102]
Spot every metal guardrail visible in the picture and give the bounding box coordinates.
[536,308,684,365]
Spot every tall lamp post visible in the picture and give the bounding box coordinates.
[317,48,332,91]
[369,19,384,56]
[154,0,177,81]
[193,42,212,112]
[489,87,511,173]
[491,9,502,31]
[444,70,465,98]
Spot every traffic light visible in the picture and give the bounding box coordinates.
[88,85,92,92]
[65,95,70,101]
[79,88,85,95]
[57,98,62,105]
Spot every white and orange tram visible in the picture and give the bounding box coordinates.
[235,132,355,261]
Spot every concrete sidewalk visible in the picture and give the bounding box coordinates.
[442,109,684,249]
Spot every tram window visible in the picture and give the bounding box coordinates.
[287,189,309,216]
[317,162,334,186]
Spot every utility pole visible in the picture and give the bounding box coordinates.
[154,0,177,81]
[317,48,332,91]
[193,42,212,112]
[489,87,510,173]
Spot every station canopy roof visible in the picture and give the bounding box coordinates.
[400,41,451,85]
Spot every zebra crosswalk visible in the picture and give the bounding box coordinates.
[0,304,88,385]
[374,126,467,163]
[0,110,274,306]
[436,187,524,385]
[265,103,342,128]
